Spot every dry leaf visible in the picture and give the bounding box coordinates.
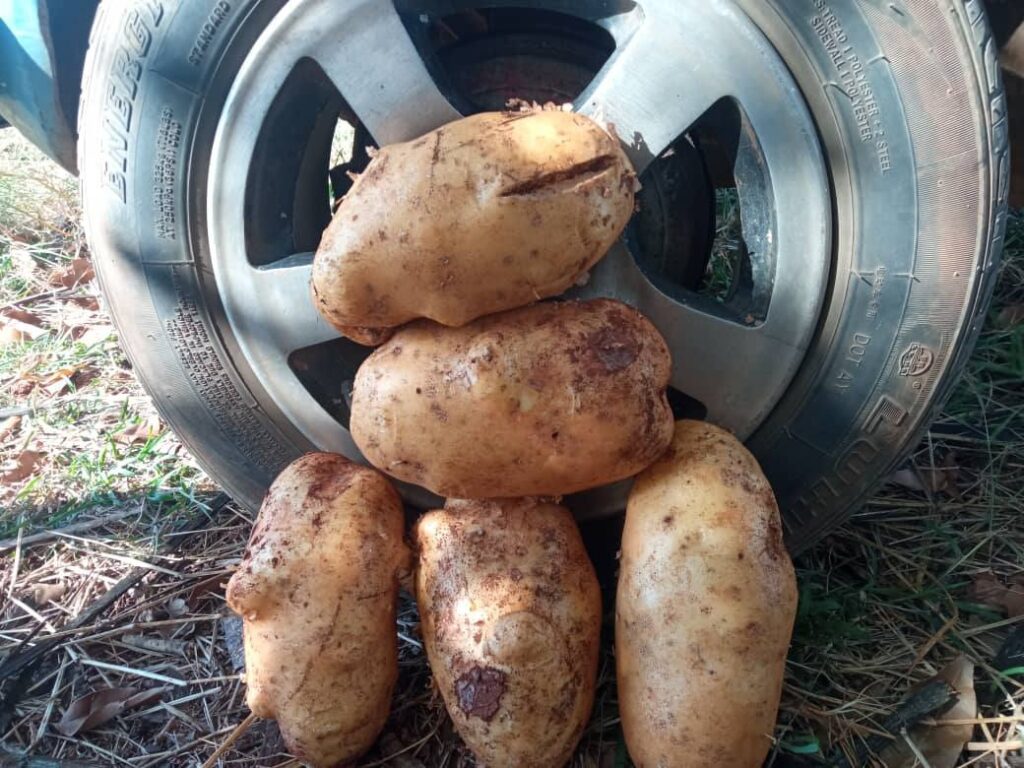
[0,416,22,443]
[921,453,962,499]
[879,656,975,768]
[885,455,960,498]
[56,687,165,736]
[4,318,48,341]
[1,307,45,328]
[67,295,101,311]
[114,418,162,446]
[28,582,66,605]
[0,450,45,484]
[996,304,1024,328]
[76,324,113,348]
[122,634,187,657]
[41,364,97,396]
[49,258,95,289]
[887,468,925,493]
[968,573,1024,617]
[0,307,48,345]
[0,323,26,346]
[9,378,37,398]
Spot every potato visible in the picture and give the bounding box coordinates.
[311,110,636,345]
[616,421,797,767]
[350,298,673,498]
[225,453,409,768]
[415,498,601,768]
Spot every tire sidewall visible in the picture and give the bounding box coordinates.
[743,0,1006,547]
[80,0,303,508]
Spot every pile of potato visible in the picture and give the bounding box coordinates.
[227,108,797,768]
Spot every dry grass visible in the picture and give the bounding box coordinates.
[1,132,1023,767]
[0,132,213,539]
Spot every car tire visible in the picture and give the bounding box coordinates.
[78,0,1007,551]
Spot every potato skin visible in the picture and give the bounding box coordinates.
[616,421,797,768]
[415,498,601,768]
[225,453,409,768]
[311,110,636,343]
[350,298,673,498]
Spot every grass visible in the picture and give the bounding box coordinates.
[702,187,743,302]
[0,132,212,540]
[1,130,1023,767]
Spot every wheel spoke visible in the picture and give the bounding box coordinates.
[573,242,812,438]
[219,0,459,149]
[295,0,461,144]
[576,26,722,171]
[238,253,340,355]
[577,0,802,173]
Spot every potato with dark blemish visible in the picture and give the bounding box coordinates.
[311,110,636,346]
[226,453,409,768]
[350,298,673,498]
[616,421,797,767]
[415,498,601,768]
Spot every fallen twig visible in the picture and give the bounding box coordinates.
[0,747,102,767]
[0,287,76,314]
[0,493,231,732]
[0,509,140,554]
[832,678,958,767]
[200,711,258,768]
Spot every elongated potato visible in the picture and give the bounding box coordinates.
[415,498,601,768]
[225,453,409,768]
[350,298,673,498]
[616,421,797,767]
[312,110,636,345]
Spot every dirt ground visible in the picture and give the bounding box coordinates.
[2,131,1023,767]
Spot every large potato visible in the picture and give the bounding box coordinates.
[311,110,636,345]
[350,298,673,498]
[415,498,601,768]
[616,421,797,767]
[225,453,409,768]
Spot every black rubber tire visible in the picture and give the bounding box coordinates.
[78,0,1007,552]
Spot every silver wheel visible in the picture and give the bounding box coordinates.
[206,0,830,512]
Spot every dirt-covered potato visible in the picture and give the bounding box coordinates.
[225,453,409,768]
[616,421,797,767]
[311,110,636,345]
[415,498,601,768]
[350,298,673,498]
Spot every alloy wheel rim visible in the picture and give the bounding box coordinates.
[206,0,832,513]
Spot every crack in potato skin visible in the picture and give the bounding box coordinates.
[311,111,636,343]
